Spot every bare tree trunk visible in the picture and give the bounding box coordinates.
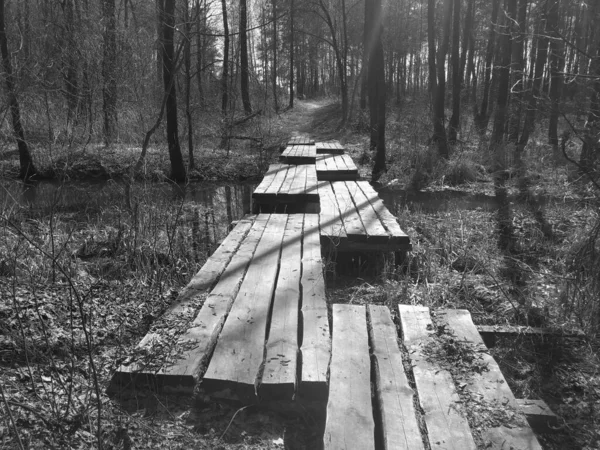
[547,0,564,160]
[184,0,195,170]
[517,1,549,154]
[366,0,386,179]
[289,0,295,108]
[221,0,229,114]
[477,0,500,129]
[0,0,36,179]
[431,0,452,158]
[240,0,252,114]
[63,0,79,126]
[162,0,186,181]
[448,0,461,144]
[102,0,117,146]
[508,0,527,143]
[156,0,163,87]
[271,0,279,111]
[360,0,369,111]
[491,0,516,155]
[196,0,205,107]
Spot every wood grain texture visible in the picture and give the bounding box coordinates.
[323,304,375,450]
[368,305,424,450]
[299,214,330,399]
[438,309,543,450]
[112,216,256,388]
[399,304,477,450]
[346,181,389,242]
[260,214,303,400]
[331,181,366,239]
[317,181,346,241]
[202,214,287,399]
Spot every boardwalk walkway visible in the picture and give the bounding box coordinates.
[111,138,547,449]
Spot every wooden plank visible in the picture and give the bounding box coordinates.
[331,181,366,239]
[340,154,357,171]
[260,215,303,400]
[346,181,389,242]
[202,214,287,400]
[477,324,585,348]
[517,399,560,434]
[277,165,297,196]
[316,141,344,154]
[253,164,283,194]
[111,215,258,388]
[399,305,477,450]
[317,182,346,241]
[262,164,289,196]
[305,164,319,198]
[315,155,328,172]
[438,309,543,450]
[368,305,424,450]
[299,214,330,399]
[324,305,374,450]
[357,181,410,246]
[289,164,308,197]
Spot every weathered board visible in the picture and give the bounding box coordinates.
[299,214,330,399]
[517,399,559,434]
[253,164,319,212]
[438,309,543,450]
[318,181,411,252]
[280,144,317,164]
[368,305,424,450]
[259,215,303,400]
[202,215,288,399]
[110,216,257,389]
[316,154,358,181]
[399,305,477,450]
[315,140,345,154]
[477,324,585,347]
[324,305,375,450]
[288,135,315,145]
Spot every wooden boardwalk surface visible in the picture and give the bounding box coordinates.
[315,154,358,181]
[324,304,545,449]
[111,135,548,449]
[318,180,411,252]
[280,144,317,164]
[315,141,344,154]
[252,163,319,212]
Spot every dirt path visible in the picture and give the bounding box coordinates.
[273,100,344,142]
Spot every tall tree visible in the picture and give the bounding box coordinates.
[367,0,386,179]
[448,0,461,144]
[271,0,279,111]
[547,0,565,159]
[161,0,186,181]
[240,0,252,114]
[508,0,528,143]
[0,0,36,179]
[289,0,295,108]
[221,0,230,114]
[477,0,500,130]
[184,0,195,169]
[430,0,452,158]
[102,0,118,146]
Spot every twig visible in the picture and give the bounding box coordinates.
[219,405,252,440]
[0,384,25,450]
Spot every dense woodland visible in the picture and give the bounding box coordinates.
[0,0,596,181]
[1,0,600,448]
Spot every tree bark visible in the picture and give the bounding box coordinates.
[289,0,295,108]
[102,0,117,146]
[271,0,279,111]
[0,0,36,179]
[63,0,79,125]
[431,0,452,158]
[196,0,205,107]
[161,0,186,181]
[477,0,500,128]
[507,0,527,143]
[547,0,565,159]
[448,0,461,144]
[517,1,549,154]
[221,0,229,114]
[184,0,195,170]
[366,0,386,179]
[240,0,252,114]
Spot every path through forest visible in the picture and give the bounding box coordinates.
[275,100,344,142]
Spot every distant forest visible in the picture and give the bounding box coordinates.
[1,0,599,182]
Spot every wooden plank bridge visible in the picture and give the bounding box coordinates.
[111,138,550,449]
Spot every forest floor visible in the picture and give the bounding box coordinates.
[1,99,600,449]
